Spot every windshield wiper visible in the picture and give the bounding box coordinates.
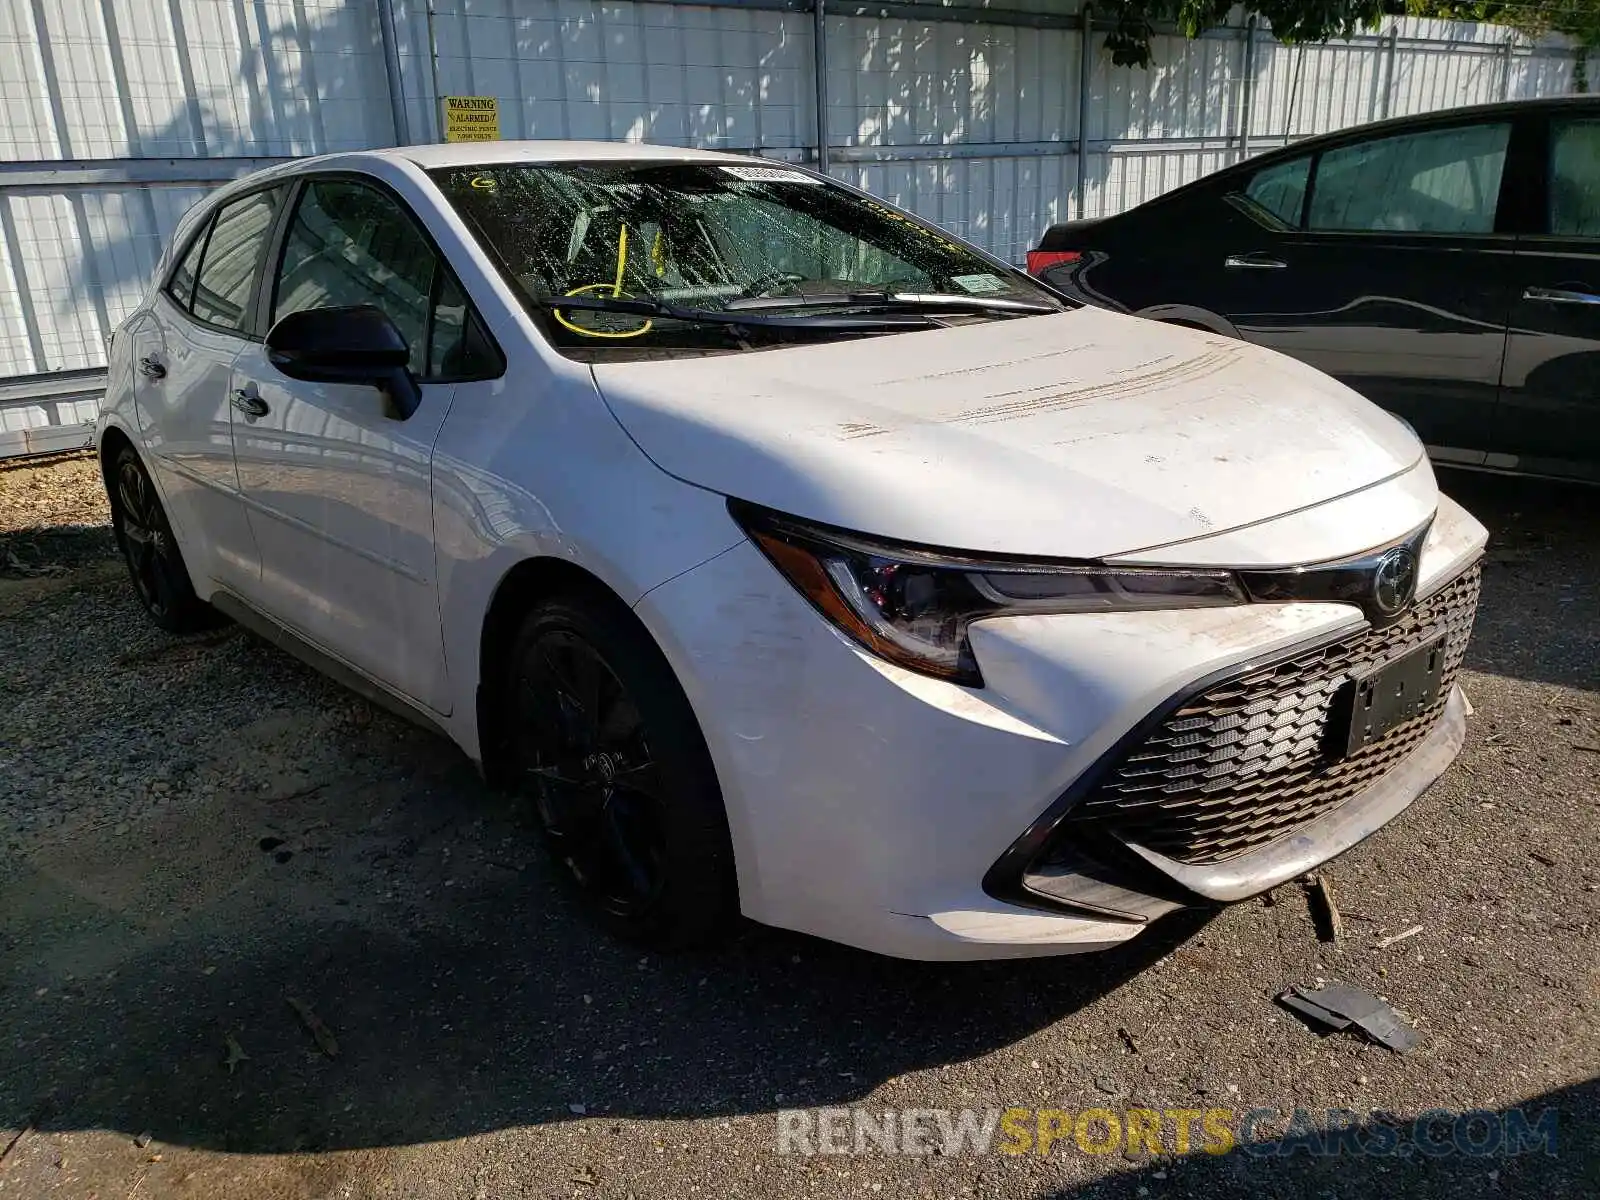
[535,294,940,333]
[721,291,1060,315]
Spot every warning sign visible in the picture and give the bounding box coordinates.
[443,96,500,143]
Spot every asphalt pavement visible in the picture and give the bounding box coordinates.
[0,458,1595,1199]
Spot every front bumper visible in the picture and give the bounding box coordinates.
[633,496,1486,960]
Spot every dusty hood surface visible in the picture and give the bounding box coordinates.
[591,307,1425,560]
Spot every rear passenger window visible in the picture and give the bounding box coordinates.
[1550,118,1600,238]
[1243,157,1310,228]
[190,187,285,331]
[165,227,207,311]
[1308,123,1510,235]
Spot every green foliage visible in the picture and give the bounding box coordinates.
[1405,0,1600,42]
[1099,0,1386,66]
[1096,0,1598,67]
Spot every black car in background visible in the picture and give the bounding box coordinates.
[1029,97,1600,483]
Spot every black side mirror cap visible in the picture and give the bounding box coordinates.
[265,305,423,419]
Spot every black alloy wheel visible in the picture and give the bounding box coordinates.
[509,594,735,948]
[109,445,214,634]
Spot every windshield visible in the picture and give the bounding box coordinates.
[429,161,1065,354]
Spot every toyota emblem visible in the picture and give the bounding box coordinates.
[1372,546,1419,618]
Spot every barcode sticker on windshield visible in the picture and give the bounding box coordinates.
[720,164,822,184]
[951,273,1006,294]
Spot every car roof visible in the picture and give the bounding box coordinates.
[194,140,775,217]
[1264,93,1597,151]
[1135,94,1599,209]
[366,140,764,171]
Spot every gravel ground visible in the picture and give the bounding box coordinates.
[0,455,1596,1200]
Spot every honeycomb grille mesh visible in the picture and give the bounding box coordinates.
[1065,562,1482,865]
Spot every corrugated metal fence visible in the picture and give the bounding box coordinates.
[0,0,1582,454]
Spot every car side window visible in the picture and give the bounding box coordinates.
[273,178,494,380]
[164,225,208,311]
[1308,122,1511,235]
[1242,157,1310,229]
[189,187,286,331]
[1550,118,1600,238]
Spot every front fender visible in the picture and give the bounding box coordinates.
[428,367,744,762]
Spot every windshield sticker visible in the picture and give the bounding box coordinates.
[720,165,822,184]
[951,273,1006,294]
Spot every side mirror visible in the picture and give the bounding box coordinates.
[265,305,423,419]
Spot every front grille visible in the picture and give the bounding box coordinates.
[1060,562,1481,865]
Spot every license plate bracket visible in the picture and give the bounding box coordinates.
[1338,632,1448,756]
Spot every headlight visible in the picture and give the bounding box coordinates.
[730,501,1246,687]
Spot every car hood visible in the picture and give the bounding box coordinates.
[589,306,1425,560]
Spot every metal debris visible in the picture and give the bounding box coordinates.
[286,997,339,1058]
[1276,984,1420,1053]
[224,1033,249,1074]
[1375,924,1425,950]
[1305,874,1343,945]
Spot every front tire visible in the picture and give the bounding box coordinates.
[508,592,737,949]
[108,444,215,634]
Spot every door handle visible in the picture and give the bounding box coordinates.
[230,389,270,419]
[138,355,166,380]
[1523,286,1600,306]
[1224,254,1288,270]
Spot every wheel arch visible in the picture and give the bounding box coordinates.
[97,422,137,502]
[474,555,656,787]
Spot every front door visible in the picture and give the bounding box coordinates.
[1233,118,1520,459]
[230,175,492,713]
[1497,111,1600,481]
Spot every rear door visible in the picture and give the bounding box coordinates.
[132,185,287,589]
[1496,109,1600,481]
[1230,117,1522,459]
[228,174,499,712]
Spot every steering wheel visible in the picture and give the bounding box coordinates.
[738,270,807,299]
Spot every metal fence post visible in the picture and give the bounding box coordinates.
[377,0,410,146]
[1380,25,1398,120]
[1075,4,1091,219]
[1239,17,1257,162]
[813,0,830,172]
[1501,35,1516,100]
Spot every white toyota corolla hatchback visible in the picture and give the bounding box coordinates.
[98,142,1485,960]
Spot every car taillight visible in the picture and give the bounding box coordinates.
[1026,249,1082,275]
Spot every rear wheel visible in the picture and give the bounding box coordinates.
[109,445,215,634]
[508,593,736,949]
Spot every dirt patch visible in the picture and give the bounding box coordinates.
[0,452,110,534]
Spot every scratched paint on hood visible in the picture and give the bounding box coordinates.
[590,306,1425,561]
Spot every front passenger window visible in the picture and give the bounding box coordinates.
[1308,123,1510,235]
[274,179,471,378]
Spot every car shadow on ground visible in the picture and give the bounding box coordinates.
[4,794,1216,1153]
